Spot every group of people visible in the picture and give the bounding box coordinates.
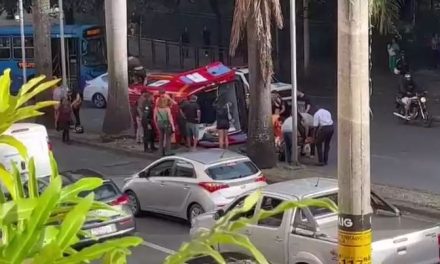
[133,87,234,156]
[272,91,334,167]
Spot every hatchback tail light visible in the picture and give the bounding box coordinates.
[255,174,267,183]
[111,194,130,206]
[198,182,229,193]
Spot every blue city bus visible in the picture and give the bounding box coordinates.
[0,24,107,93]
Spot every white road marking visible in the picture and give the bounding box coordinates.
[141,241,177,255]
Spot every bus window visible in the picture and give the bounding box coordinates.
[82,38,106,66]
[0,37,11,59]
[13,37,34,59]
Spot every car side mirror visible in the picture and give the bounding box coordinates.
[139,170,149,178]
[214,209,225,220]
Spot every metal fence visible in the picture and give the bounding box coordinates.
[128,35,247,71]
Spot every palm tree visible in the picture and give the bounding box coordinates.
[32,0,54,128]
[230,0,283,169]
[102,0,132,135]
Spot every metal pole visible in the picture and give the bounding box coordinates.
[337,0,372,262]
[58,0,68,88]
[290,0,298,165]
[18,0,27,83]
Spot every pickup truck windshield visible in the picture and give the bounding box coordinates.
[206,160,258,180]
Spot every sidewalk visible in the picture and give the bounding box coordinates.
[48,128,440,219]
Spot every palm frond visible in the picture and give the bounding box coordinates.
[230,0,283,83]
[370,0,403,35]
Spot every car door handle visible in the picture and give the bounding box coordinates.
[183,184,190,190]
[159,182,165,187]
[244,230,252,236]
[275,236,283,243]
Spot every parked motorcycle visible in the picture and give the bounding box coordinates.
[393,91,433,127]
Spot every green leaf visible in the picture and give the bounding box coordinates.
[0,69,11,112]
[49,152,59,181]
[54,237,143,264]
[11,162,24,200]
[17,79,60,108]
[56,193,94,251]
[0,199,38,226]
[210,232,268,264]
[60,178,103,201]
[2,176,62,263]
[27,158,39,198]
[0,134,28,159]
[0,164,15,197]
[18,75,46,97]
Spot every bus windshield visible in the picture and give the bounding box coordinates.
[83,38,106,66]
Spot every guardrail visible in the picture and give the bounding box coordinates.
[128,35,247,71]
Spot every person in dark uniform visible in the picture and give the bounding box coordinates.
[140,92,157,152]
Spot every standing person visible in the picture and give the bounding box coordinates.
[202,26,211,57]
[312,107,334,166]
[136,92,149,144]
[281,114,293,165]
[297,91,312,114]
[181,27,190,58]
[271,91,286,116]
[141,92,156,152]
[57,97,72,144]
[178,99,188,146]
[181,95,201,150]
[387,38,400,73]
[68,89,83,132]
[431,34,439,69]
[154,89,176,156]
[214,96,231,149]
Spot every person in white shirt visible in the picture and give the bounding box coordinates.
[281,115,293,164]
[313,108,334,166]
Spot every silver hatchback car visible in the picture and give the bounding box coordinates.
[123,149,267,223]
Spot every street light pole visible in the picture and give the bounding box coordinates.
[58,0,67,88]
[18,0,27,83]
[290,0,298,165]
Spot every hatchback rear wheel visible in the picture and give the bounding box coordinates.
[188,203,205,224]
[126,190,141,217]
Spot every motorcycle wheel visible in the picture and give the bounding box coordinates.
[422,113,433,128]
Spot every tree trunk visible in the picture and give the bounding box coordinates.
[245,20,276,169]
[303,0,310,77]
[102,0,132,135]
[32,0,54,128]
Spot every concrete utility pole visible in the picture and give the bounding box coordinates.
[58,0,67,88]
[303,0,310,77]
[290,0,298,165]
[102,0,132,135]
[337,0,372,262]
[18,0,27,83]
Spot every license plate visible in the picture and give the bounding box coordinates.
[90,224,117,236]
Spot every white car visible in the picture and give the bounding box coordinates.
[122,149,267,223]
[235,68,293,103]
[83,73,108,108]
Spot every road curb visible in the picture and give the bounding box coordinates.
[49,131,440,219]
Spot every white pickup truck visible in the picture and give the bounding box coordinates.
[191,178,440,264]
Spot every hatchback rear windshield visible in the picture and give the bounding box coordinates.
[79,182,120,201]
[206,160,259,180]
